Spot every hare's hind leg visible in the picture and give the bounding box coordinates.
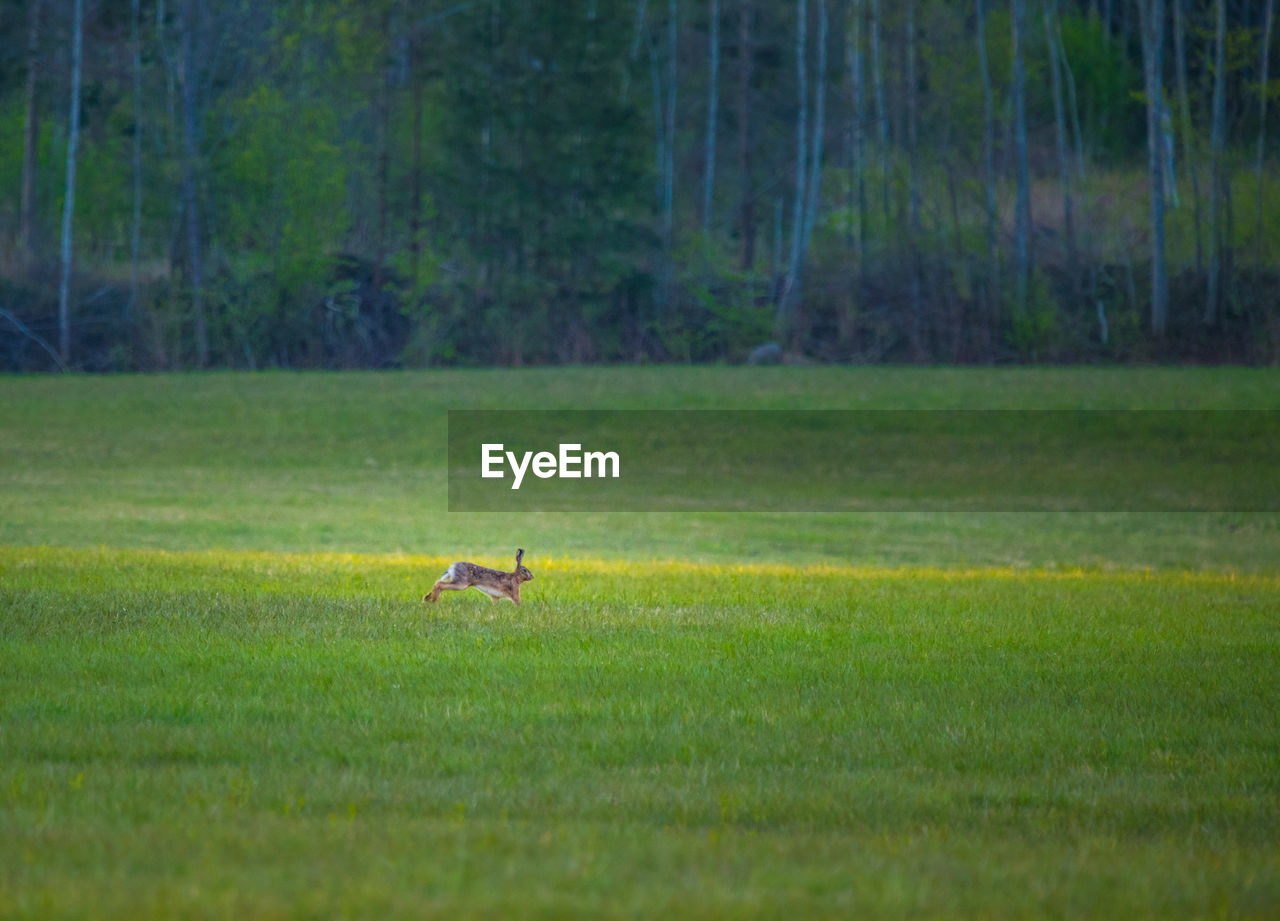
[424,566,463,603]
[425,579,468,603]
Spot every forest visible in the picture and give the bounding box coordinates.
[0,0,1277,371]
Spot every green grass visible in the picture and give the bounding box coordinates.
[2,368,1279,917]
[1,367,1278,568]
[3,547,1278,918]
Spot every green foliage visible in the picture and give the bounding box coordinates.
[1007,269,1059,359]
[0,0,1273,368]
[672,234,773,359]
[1057,13,1144,160]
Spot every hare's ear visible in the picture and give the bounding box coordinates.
[515,548,524,568]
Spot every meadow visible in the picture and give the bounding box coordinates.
[2,367,1278,918]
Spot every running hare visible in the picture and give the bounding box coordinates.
[424,549,534,605]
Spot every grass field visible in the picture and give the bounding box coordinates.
[2,368,1279,918]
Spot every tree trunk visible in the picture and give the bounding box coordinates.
[1139,0,1168,336]
[976,0,999,351]
[870,0,888,225]
[19,0,44,262]
[1044,0,1076,283]
[663,0,677,311]
[851,0,866,271]
[846,0,864,258]
[1206,0,1227,325]
[410,41,424,290]
[57,0,83,365]
[1011,0,1031,315]
[906,0,922,357]
[738,0,755,270]
[180,0,207,366]
[1172,0,1202,272]
[801,0,827,260]
[1255,0,1275,267]
[374,8,393,291]
[906,0,918,236]
[129,0,143,322]
[703,0,719,234]
[1055,5,1099,323]
[779,0,808,335]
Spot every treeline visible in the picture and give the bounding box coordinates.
[0,0,1277,371]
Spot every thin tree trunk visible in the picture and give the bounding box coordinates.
[1206,0,1227,325]
[1012,0,1031,315]
[738,0,755,270]
[374,8,393,291]
[851,0,866,271]
[129,0,143,322]
[180,0,207,366]
[906,0,918,235]
[703,0,719,234]
[1172,0,1202,272]
[870,0,888,225]
[1255,0,1275,267]
[779,0,808,334]
[801,0,827,260]
[976,0,999,351]
[1045,0,1076,283]
[647,14,666,217]
[906,0,922,357]
[1055,6,1099,323]
[663,0,677,310]
[1139,0,1168,336]
[772,195,783,291]
[843,1,854,250]
[19,0,44,263]
[410,41,424,290]
[57,0,83,365]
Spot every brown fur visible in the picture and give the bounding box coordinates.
[424,549,534,605]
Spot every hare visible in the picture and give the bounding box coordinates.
[424,549,534,605]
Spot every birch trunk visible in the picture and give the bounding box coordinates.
[410,41,424,289]
[703,0,719,234]
[1012,0,1031,315]
[1054,8,1099,317]
[976,0,999,348]
[801,0,827,260]
[663,0,677,309]
[1044,0,1076,281]
[870,0,888,224]
[1139,0,1168,336]
[374,8,393,290]
[58,0,83,364]
[780,0,807,331]
[851,0,865,269]
[180,0,207,366]
[1206,0,1227,325]
[906,0,921,356]
[1172,0,1202,272]
[738,0,755,269]
[20,0,43,262]
[1255,0,1275,266]
[906,0,918,235]
[129,0,143,321]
